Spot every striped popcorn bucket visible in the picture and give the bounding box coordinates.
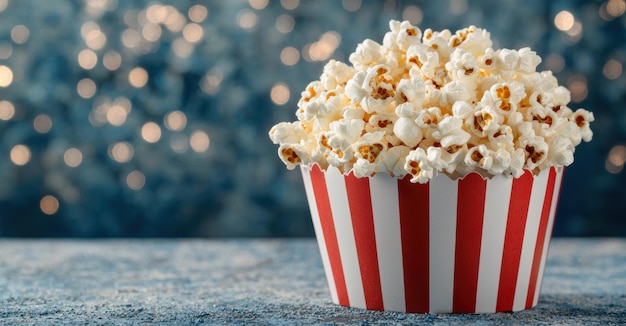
[300,164,564,313]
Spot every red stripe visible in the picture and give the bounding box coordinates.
[525,168,557,308]
[453,173,487,313]
[344,174,384,311]
[496,170,534,312]
[398,176,430,312]
[310,165,350,306]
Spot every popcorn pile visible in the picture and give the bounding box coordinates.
[269,21,594,183]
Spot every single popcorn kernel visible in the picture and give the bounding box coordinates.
[282,148,301,164]
[496,86,511,99]
[471,149,484,162]
[359,144,384,163]
[408,161,421,176]
[575,115,585,127]
[533,114,554,126]
[525,145,543,164]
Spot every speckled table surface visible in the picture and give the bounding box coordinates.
[0,238,624,325]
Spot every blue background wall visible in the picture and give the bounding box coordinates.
[0,0,622,237]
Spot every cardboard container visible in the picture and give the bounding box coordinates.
[300,164,564,313]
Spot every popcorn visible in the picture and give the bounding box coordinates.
[270,20,594,183]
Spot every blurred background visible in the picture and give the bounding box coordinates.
[0,0,622,237]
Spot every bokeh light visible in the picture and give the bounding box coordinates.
[78,49,98,70]
[555,11,575,31]
[10,25,29,44]
[164,111,187,131]
[33,114,52,133]
[188,5,208,23]
[126,170,146,190]
[606,145,626,174]
[64,148,83,168]
[0,65,13,87]
[109,142,134,163]
[141,122,161,143]
[77,78,97,99]
[270,83,290,105]
[275,14,294,33]
[190,130,210,153]
[249,0,269,10]
[603,59,623,80]
[40,195,60,215]
[128,67,148,88]
[280,47,300,66]
[0,100,15,120]
[10,144,31,166]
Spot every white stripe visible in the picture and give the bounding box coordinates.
[475,175,513,313]
[325,167,366,309]
[512,169,550,311]
[533,167,565,306]
[428,174,458,313]
[300,166,338,304]
[370,174,405,312]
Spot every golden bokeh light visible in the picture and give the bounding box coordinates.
[607,0,626,17]
[0,100,15,120]
[33,114,52,133]
[128,67,148,88]
[103,50,122,71]
[77,78,97,99]
[237,9,258,30]
[606,145,626,174]
[172,37,194,58]
[249,0,269,10]
[190,130,210,153]
[85,29,107,50]
[146,3,168,24]
[106,104,128,126]
[78,49,98,70]
[164,110,187,131]
[126,170,146,190]
[0,65,13,87]
[141,122,161,143]
[603,59,623,80]
[188,5,208,23]
[275,14,295,33]
[280,0,299,10]
[280,46,300,66]
[270,83,290,105]
[554,10,575,31]
[0,42,12,59]
[403,5,424,25]
[40,195,60,215]
[142,23,162,42]
[10,144,31,166]
[109,142,134,163]
[568,76,588,103]
[64,148,83,168]
[182,23,203,43]
[122,28,142,49]
[10,25,29,44]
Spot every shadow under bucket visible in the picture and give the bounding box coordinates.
[300,164,564,313]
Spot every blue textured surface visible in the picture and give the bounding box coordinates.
[0,0,622,237]
[0,238,624,324]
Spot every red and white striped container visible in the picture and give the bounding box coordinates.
[300,164,564,313]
